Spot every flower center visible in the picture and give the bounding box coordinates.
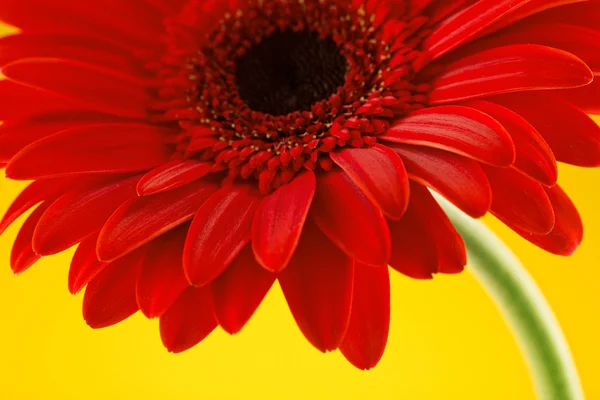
[235,31,348,116]
[156,0,431,193]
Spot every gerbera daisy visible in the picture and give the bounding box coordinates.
[1,0,599,370]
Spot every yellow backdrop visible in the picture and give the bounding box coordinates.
[1,23,599,400]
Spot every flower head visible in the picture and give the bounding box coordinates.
[1,0,599,369]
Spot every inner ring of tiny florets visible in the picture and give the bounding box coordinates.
[159,0,430,192]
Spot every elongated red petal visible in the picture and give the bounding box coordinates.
[424,0,583,59]
[0,0,164,50]
[159,286,218,353]
[389,182,466,277]
[492,92,600,167]
[137,160,213,196]
[252,171,316,273]
[457,23,600,74]
[145,0,189,14]
[33,175,140,256]
[10,202,51,274]
[465,100,557,186]
[0,177,88,235]
[555,80,600,115]
[69,233,108,295]
[137,226,190,318]
[98,180,219,262]
[381,106,515,166]
[184,186,261,287]
[515,185,583,255]
[83,249,145,329]
[423,0,478,26]
[388,210,438,280]
[6,124,173,180]
[279,222,354,352]
[525,1,600,32]
[408,0,433,16]
[429,45,593,104]
[2,58,153,118]
[484,166,554,235]
[0,32,147,77]
[340,262,390,370]
[424,0,523,58]
[312,169,391,267]
[483,0,588,34]
[212,246,277,334]
[414,184,466,274]
[391,145,491,218]
[0,110,123,163]
[0,80,81,121]
[331,145,409,220]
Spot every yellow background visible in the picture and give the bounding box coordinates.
[1,24,599,400]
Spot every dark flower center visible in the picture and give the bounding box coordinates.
[235,31,348,116]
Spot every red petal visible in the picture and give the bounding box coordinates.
[159,286,218,353]
[389,182,466,277]
[414,184,466,275]
[0,80,81,121]
[0,177,87,236]
[484,166,555,235]
[408,0,433,16]
[381,106,515,166]
[0,0,164,50]
[137,226,190,318]
[2,58,153,118]
[0,32,147,77]
[555,79,600,115]
[483,0,588,34]
[492,92,600,167]
[388,213,438,279]
[391,145,491,218]
[33,175,140,256]
[331,145,410,220]
[340,262,390,370]
[10,202,51,274]
[525,1,600,32]
[312,169,391,266]
[0,110,124,163]
[184,186,261,286]
[6,124,173,180]
[82,249,145,329]
[279,222,354,352]
[97,180,219,262]
[424,0,583,59]
[424,0,514,58]
[145,0,189,14]
[252,171,316,273]
[69,233,108,295]
[457,23,600,74]
[423,0,479,26]
[465,100,557,186]
[212,246,277,334]
[137,160,213,196]
[515,185,583,255]
[429,45,593,104]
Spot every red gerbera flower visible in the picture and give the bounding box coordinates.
[1,0,598,369]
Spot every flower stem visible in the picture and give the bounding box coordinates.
[436,196,584,400]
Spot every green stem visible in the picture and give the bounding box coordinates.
[436,196,584,400]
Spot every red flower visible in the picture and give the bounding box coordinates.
[0,0,598,369]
